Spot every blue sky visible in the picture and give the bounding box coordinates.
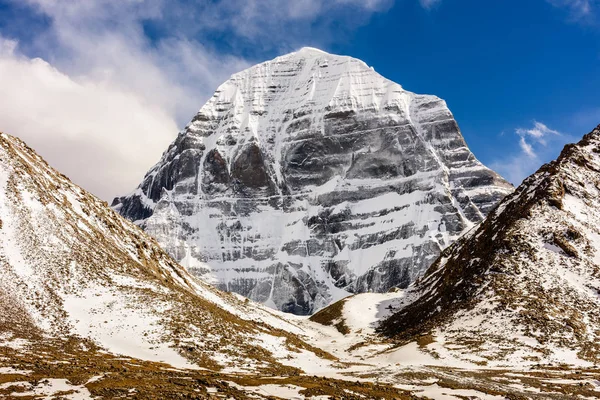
[0,0,598,199]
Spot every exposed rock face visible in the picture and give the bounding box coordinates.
[113,47,513,315]
[380,125,600,365]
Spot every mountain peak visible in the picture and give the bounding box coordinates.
[114,49,512,315]
[294,46,330,56]
[279,47,361,63]
[270,47,352,63]
[217,46,378,118]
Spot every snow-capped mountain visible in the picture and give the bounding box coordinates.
[377,125,600,365]
[113,47,513,315]
[0,132,333,373]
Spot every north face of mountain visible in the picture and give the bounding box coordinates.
[113,47,513,315]
[379,125,600,365]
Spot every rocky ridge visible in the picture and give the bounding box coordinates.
[377,125,600,365]
[113,47,512,315]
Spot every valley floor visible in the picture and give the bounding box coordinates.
[1,333,599,399]
[3,291,600,400]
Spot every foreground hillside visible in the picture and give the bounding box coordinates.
[379,124,600,366]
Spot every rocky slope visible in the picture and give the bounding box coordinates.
[377,125,600,365]
[0,132,335,375]
[113,47,512,315]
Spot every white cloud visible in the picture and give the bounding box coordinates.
[491,121,576,186]
[516,121,561,151]
[549,0,592,15]
[547,0,598,22]
[0,38,178,201]
[419,0,441,9]
[158,0,397,53]
[17,0,251,125]
[517,121,560,138]
[0,1,249,201]
[519,136,536,158]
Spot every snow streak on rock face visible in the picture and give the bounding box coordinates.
[381,125,600,365]
[113,47,513,315]
[0,133,334,372]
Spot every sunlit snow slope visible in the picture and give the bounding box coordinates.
[114,47,512,315]
[0,132,333,373]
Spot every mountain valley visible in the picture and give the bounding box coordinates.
[2,124,600,398]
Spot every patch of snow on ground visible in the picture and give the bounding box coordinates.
[0,337,30,350]
[62,282,196,370]
[252,332,337,374]
[0,378,92,399]
[228,382,330,400]
[396,383,506,400]
[342,292,407,334]
[0,367,33,374]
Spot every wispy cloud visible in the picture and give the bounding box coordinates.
[419,0,441,10]
[149,0,398,54]
[547,0,598,23]
[518,136,536,158]
[491,121,575,186]
[516,120,561,153]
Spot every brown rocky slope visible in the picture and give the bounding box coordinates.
[379,124,600,365]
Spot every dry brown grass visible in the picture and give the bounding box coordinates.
[0,335,416,399]
[309,297,350,335]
